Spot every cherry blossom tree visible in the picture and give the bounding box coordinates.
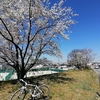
[67,49,93,69]
[0,0,77,79]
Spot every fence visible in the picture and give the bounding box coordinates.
[50,68,66,73]
[5,70,14,80]
[0,70,14,81]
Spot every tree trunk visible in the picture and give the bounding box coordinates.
[76,64,81,70]
[17,70,27,80]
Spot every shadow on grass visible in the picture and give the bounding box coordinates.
[0,73,75,85]
[28,73,75,84]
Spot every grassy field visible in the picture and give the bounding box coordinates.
[0,69,100,100]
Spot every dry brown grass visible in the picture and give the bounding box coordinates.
[48,70,100,100]
[0,69,100,100]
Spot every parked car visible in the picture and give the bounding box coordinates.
[95,65,99,69]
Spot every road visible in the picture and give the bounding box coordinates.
[93,68,100,75]
[92,66,100,85]
[92,66,100,77]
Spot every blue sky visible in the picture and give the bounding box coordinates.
[47,0,100,63]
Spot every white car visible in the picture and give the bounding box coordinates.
[95,65,99,69]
